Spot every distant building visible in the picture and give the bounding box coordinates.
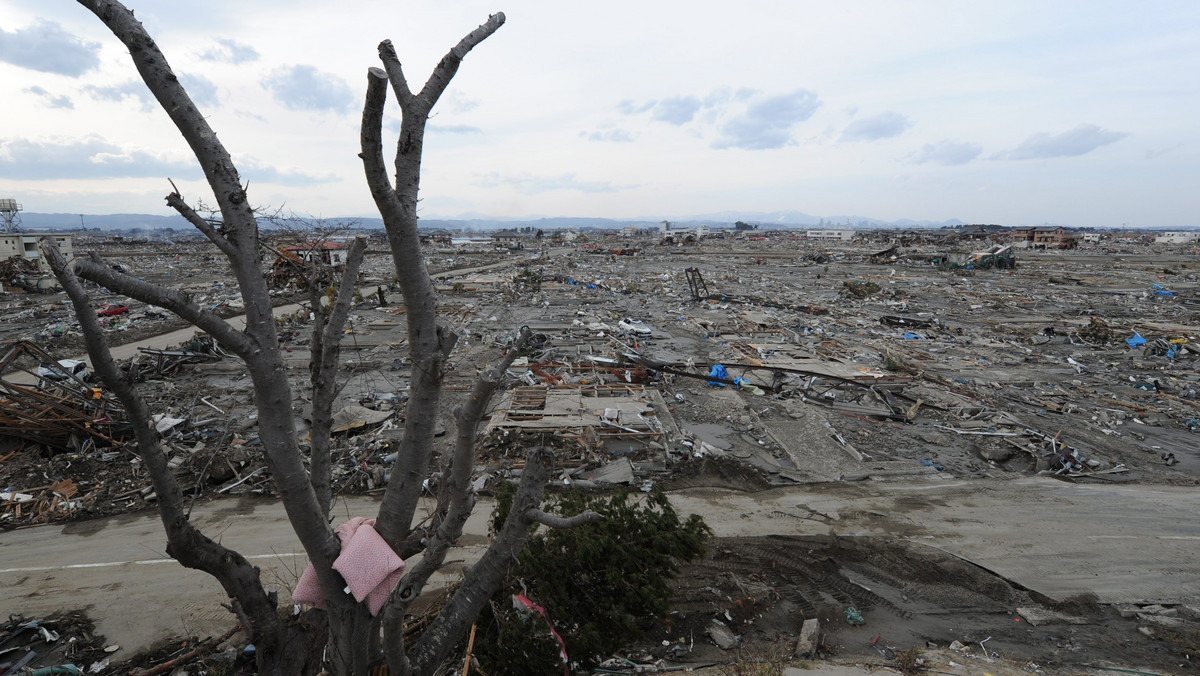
[0,233,74,272]
[281,240,348,267]
[1155,232,1200,244]
[419,229,453,246]
[806,229,855,242]
[956,224,996,240]
[620,225,638,238]
[1011,226,1076,248]
[490,229,528,248]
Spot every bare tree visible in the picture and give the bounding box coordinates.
[45,2,596,674]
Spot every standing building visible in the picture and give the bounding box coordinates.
[0,233,74,272]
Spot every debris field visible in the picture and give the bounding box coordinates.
[3,231,1200,675]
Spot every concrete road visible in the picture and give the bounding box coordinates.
[3,476,1197,658]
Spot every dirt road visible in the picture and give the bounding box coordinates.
[4,476,1197,661]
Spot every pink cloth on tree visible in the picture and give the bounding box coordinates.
[292,517,405,616]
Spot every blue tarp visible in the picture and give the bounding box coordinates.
[1126,333,1147,349]
[903,332,925,340]
[707,364,728,387]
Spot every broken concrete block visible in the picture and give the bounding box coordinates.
[706,620,738,650]
[1137,613,1184,628]
[975,444,1013,462]
[1016,607,1090,626]
[795,618,819,656]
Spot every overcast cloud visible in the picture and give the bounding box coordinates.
[585,129,635,143]
[84,81,155,111]
[0,20,100,76]
[199,38,260,64]
[995,124,1129,161]
[179,73,220,108]
[651,96,703,125]
[714,90,821,150]
[477,172,634,195]
[840,111,913,142]
[1,1,1196,228]
[908,139,983,166]
[25,85,73,110]
[429,125,483,135]
[0,137,199,180]
[262,65,355,113]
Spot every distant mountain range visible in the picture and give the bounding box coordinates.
[10,211,1153,233]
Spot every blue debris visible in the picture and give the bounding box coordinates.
[903,332,925,340]
[844,606,864,626]
[1126,333,1147,349]
[707,364,728,387]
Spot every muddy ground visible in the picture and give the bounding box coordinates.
[4,233,1200,675]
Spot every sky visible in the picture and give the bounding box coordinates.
[0,1,1197,228]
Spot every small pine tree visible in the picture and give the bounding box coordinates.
[474,488,710,673]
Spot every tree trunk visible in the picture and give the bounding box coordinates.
[63,5,595,674]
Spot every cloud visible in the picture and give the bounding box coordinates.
[840,111,912,142]
[908,139,982,166]
[477,172,634,195]
[995,124,1128,160]
[584,129,635,143]
[0,137,199,180]
[617,99,656,115]
[714,90,821,150]
[199,38,259,64]
[652,96,702,125]
[85,81,155,111]
[439,90,479,114]
[429,125,482,134]
[0,136,336,186]
[1145,144,1182,160]
[262,65,355,113]
[0,20,101,76]
[235,157,336,186]
[25,85,73,109]
[179,73,219,107]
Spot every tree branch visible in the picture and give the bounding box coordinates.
[75,0,257,251]
[360,68,400,213]
[309,236,368,514]
[404,447,555,675]
[71,254,254,356]
[526,508,602,529]
[416,13,506,111]
[39,237,283,652]
[376,41,414,108]
[382,328,530,670]
[165,187,237,259]
[322,237,368,353]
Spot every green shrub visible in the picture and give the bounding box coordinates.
[474,488,711,673]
